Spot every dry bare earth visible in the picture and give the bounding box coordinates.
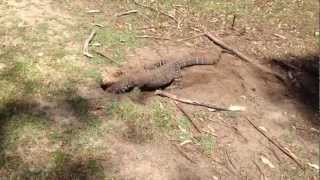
[0,0,319,179]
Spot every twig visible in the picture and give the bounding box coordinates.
[246,117,305,170]
[93,50,121,65]
[136,35,170,40]
[273,33,287,40]
[115,10,138,17]
[203,32,286,82]
[253,160,266,180]
[225,150,237,171]
[133,0,178,23]
[223,150,238,175]
[155,90,242,111]
[94,23,104,27]
[173,144,196,164]
[83,30,96,58]
[230,125,248,143]
[231,15,237,29]
[177,33,205,42]
[137,25,171,30]
[175,102,201,133]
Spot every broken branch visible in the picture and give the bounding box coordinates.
[155,90,243,112]
[246,117,305,170]
[204,32,286,82]
[83,30,96,58]
[175,102,201,133]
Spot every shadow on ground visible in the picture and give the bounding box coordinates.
[271,54,319,124]
[0,87,110,178]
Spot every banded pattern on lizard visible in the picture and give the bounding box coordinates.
[102,50,222,93]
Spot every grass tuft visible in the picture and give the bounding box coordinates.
[151,101,174,130]
[199,134,215,156]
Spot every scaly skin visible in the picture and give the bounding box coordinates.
[103,50,222,93]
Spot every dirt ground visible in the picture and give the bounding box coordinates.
[0,0,319,179]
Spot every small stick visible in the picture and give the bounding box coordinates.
[177,33,205,42]
[231,15,237,29]
[204,32,286,82]
[137,24,173,30]
[155,90,242,111]
[175,102,201,133]
[93,50,121,65]
[173,144,196,164]
[136,35,170,40]
[83,30,96,58]
[133,0,178,23]
[115,10,138,17]
[273,33,287,39]
[225,150,237,171]
[253,160,266,180]
[94,23,104,27]
[246,117,305,170]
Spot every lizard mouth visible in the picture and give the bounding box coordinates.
[100,82,116,91]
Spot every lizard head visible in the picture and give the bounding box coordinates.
[101,80,132,94]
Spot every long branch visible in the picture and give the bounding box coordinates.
[204,32,286,83]
[246,117,305,170]
[155,90,244,112]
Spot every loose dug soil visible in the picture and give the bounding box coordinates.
[95,45,319,179]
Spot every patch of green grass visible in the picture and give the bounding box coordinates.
[96,27,137,48]
[175,117,193,142]
[48,130,65,142]
[0,46,46,99]
[151,101,174,131]
[105,98,177,142]
[85,159,105,177]
[105,98,154,143]
[2,114,50,150]
[106,98,149,122]
[51,151,71,171]
[191,0,253,15]
[92,26,140,65]
[199,134,215,155]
